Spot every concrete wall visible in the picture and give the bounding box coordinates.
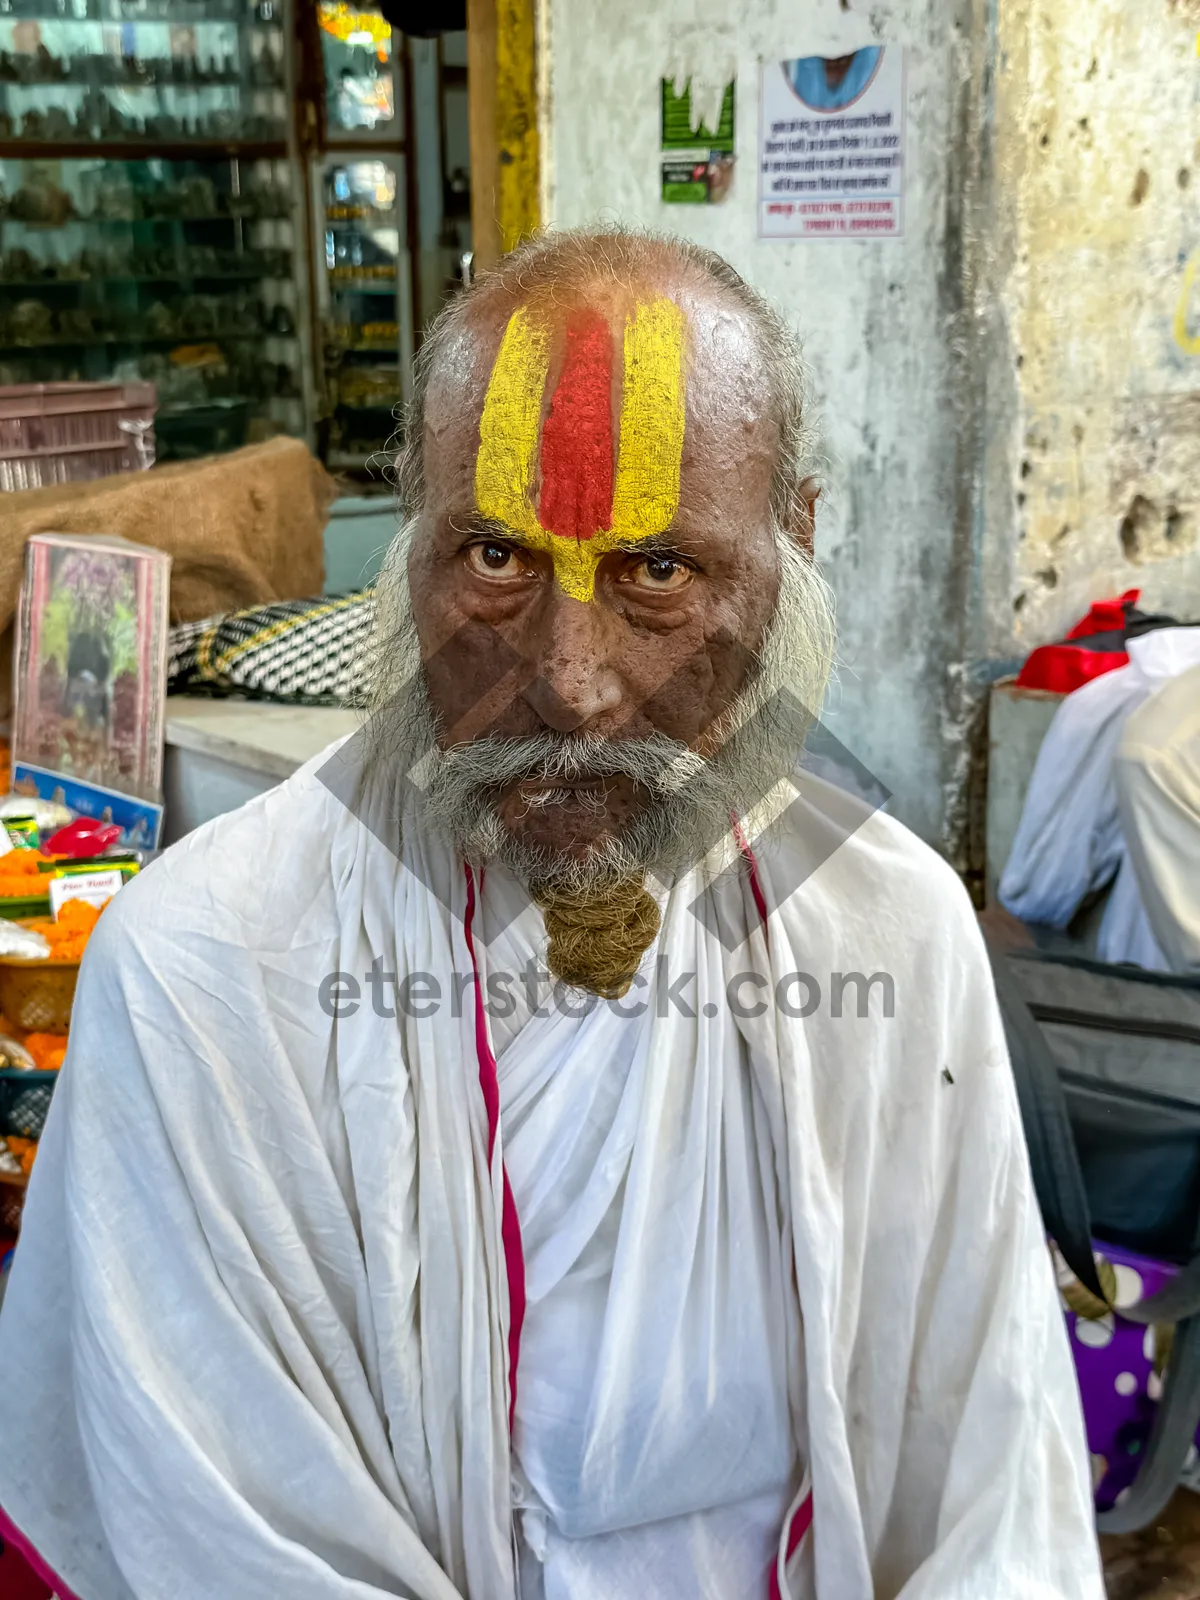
[982,0,1200,661]
[539,0,1200,864]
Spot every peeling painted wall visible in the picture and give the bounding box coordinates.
[541,0,982,851]
[983,0,1200,655]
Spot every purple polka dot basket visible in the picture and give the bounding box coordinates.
[1057,1240,1199,1511]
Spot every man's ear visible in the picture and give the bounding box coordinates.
[787,476,821,558]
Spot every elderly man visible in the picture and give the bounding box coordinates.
[0,232,1100,1600]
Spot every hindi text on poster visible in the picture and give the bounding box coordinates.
[759,46,905,240]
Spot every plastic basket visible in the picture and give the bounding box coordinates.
[0,1177,26,1235]
[0,959,79,1033]
[0,380,156,493]
[0,1069,58,1140]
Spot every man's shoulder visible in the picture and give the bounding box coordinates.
[757,779,986,1007]
[765,776,970,930]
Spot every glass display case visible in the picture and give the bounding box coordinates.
[313,151,411,470]
[0,1,287,151]
[315,1,400,146]
[0,0,308,461]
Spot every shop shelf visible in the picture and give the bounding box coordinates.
[0,334,280,352]
[0,139,289,161]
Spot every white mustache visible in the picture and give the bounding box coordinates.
[519,784,610,819]
[431,732,708,798]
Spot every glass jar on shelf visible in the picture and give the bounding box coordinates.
[0,6,287,146]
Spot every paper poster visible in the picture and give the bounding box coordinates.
[661,77,736,205]
[759,46,905,239]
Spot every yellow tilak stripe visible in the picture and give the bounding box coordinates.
[475,306,549,536]
[608,296,687,540]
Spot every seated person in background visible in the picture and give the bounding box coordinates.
[0,230,1100,1600]
[1114,661,1200,976]
[999,626,1200,967]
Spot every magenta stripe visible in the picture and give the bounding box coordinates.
[0,1502,80,1600]
[785,1489,813,1556]
[463,864,527,1433]
[730,815,770,932]
[735,827,811,1600]
[767,1488,814,1600]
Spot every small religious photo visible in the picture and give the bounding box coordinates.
[11,533,171,806]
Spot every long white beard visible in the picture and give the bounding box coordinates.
[361,526,837,894]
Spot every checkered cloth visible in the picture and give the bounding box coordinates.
[167,592,375,706]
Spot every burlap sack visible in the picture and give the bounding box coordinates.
[0,437,337,718]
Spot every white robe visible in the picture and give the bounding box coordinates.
[479,874,801,1597]
[0,743,1102,1600]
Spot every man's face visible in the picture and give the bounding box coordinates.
[406,277,805,866]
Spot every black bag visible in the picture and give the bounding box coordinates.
[989,943,1200,1532]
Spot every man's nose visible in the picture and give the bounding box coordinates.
[521,590,624,732]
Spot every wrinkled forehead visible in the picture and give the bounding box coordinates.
[421,284,777,597]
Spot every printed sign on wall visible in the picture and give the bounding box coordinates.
[759,47,905,239]
[661,77,736,205]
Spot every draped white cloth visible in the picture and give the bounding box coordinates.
[999,627,1200,967]
[478,873,801,1597]
[0,744,1102,1600]
[1114,663,1200,976]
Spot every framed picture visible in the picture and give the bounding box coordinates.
[12,535,171,832]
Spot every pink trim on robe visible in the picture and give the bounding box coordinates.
[732,815,770,932]
[735,829,814,1598]
[464,863,528,1433]
[768,1488,815,1600]
[0,1501,79,1600]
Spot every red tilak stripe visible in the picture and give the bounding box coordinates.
[536,310,614,540]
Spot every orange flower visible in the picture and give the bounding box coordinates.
[6,1136,36,1175]
[0,850,53,898]
[22,1033,67,1072]
[22,898,109,961]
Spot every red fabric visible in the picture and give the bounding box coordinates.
[1015,588,1142,692]
[1015,644,1129,694]
[463,864,527,1433]
[537,311,614,540]
[1065,588,1140,640]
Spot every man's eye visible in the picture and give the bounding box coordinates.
[467,541,517,576]
[629,555,691,592]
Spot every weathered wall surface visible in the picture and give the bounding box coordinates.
[542,0,981,850]
[540,0,1200,858]
[982,0,1200,659]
